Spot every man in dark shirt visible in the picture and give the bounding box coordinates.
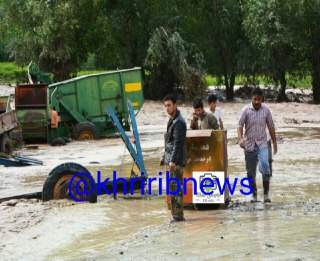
[160,94,187,222]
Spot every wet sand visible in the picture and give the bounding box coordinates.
[0,100,320,260]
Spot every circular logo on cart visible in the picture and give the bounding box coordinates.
[200,173,217,193]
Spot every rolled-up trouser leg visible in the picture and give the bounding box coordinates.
[169,165,184,220]
[245,146,259,197]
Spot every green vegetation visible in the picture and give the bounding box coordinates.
[0,0,319,102]
[0,62,27,84]
[1,62,312,90]
[205,74,312,89]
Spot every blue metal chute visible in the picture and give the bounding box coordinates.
[0,155,43,167]
[106,100,147,177]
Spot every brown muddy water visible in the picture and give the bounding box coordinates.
[0,127,320,260]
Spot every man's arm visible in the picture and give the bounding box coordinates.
[190,113,198,130]
[237,127,245,149]
[219,119,224,130]
[237,108,247,149]
[209,114,219,130]
[266,109,277,155]
[268,127,277,155]
[170,121,186,171]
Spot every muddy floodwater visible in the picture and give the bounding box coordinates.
[0,101,320,260]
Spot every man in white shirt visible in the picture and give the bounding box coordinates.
[207,94,224,130]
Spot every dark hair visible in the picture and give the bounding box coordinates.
[164,94,177,104]
[193,97,203,109]
[251,87,264,97]
[207,94,217,103]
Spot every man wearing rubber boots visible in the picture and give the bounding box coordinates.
[160,94,187,222]
[237,87,277,203]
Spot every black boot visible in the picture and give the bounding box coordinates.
[263,180,271,203]
[249,178,257,202]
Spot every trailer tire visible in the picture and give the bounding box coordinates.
[42,162,97,203]
[62,137,71,143]
[51,137,67,147]
[73,122,100,140]
[0,134,13,155]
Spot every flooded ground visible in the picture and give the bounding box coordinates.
[0,100,320,260]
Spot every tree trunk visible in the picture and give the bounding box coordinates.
[279,70,288,101]
[277,69,287,101]
[228,71,236,100]
[224,72,236,101]
[311,58,320,104]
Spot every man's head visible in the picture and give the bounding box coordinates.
[193,98,205,117]
[164,94,177,117]
[251,87,264,110]
[207,94,217,112]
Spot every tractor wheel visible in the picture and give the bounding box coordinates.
[51,137,67,147]
[42,162,97,203]
[0,134,13,155]
[73,122,100,140]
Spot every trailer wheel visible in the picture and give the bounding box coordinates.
[73,122,100,140]
[0,134,13,155]
[62,137,71,143]
[51,137,67,146]
[42,162,97,203]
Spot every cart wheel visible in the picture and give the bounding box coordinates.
[51,137,67,146]
[0,134,13,155]
[42,162,97,203]
[73,122,100,140]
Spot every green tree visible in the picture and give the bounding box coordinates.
[243,0,299,101]
[144,27,206,99]
[293,0,320,103]
[180,0,246,100]
[4,0,108,81]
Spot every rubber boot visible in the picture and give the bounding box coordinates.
[249,179,257,202]
[263,180,271,203]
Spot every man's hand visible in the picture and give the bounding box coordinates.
[159,158,164,166]
[273,141,278,155]
[169,162,176,172]
[238,138,245,149]
[192,113,198,120]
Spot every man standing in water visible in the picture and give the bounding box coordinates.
[237,87,277,203]
[160,94,187,222]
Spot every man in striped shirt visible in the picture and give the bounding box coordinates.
[237,87,278,203]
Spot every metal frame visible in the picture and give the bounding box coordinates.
[106,100,147,176]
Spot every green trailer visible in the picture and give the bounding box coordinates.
[16,68,144,144]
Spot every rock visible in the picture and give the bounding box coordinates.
[2,200,19,207]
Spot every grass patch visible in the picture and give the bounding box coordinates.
[205,73,312,89]
[0,62,28,84]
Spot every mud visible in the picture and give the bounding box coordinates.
[0,100,320,260]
